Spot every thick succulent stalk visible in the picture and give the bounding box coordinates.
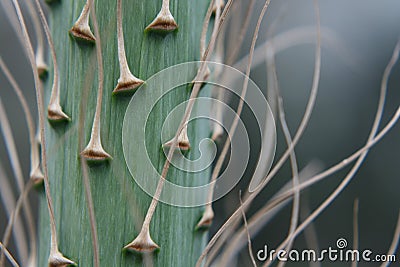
[37,0,211,266]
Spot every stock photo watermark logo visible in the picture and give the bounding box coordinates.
[122,61,276,207]
[257,238,397,263]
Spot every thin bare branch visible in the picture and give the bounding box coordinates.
[0,242,19,267]
[239,191,256,267]
[300,192,321,267]
[272,48,300,267]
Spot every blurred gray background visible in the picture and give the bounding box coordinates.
[1,0,400,266]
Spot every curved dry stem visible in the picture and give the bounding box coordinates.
[9,0,76,265]
[300,192,321,267]
[145,0,178,32]
[0,242,19,267]
[198,0,272,230]
[69,0,96,42]
[262,34,400,267]
[26,0,48,78]
[80,2,111,161]
[33,0,70,121]
[113,0,144,94]
[273,51,300,267]
[0,57,44,184]
[380,211,400,267]
[239,192,256,267]
[125,0,234,253]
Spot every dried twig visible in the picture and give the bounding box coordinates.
[239,191,256,267]
[0,241,19,267]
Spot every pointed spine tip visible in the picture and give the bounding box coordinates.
[47,106,70,122]
[145,15,178,32]
[123,237,160,253]
[112,79,144,95]
[80,147,112,161]
[48,251,76,267]
[69,27,96,43]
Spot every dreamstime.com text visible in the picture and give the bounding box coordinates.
[256,238,397,263]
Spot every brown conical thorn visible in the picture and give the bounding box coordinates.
[163,124,190,150]
[69,0,96,42]
[145,0,178,32]
[47,102,70,122]
[80,136,112,161]
[124,228,160,253]
[113,0,144,94]
[113,74,144,94]
[48,250,76,267]
[196,204,214,230]
[212,0,225,14]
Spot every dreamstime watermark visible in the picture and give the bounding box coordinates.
[256,238,397,263]
[122,61,277,207]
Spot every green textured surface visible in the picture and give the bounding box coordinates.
[37,0,211,266]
